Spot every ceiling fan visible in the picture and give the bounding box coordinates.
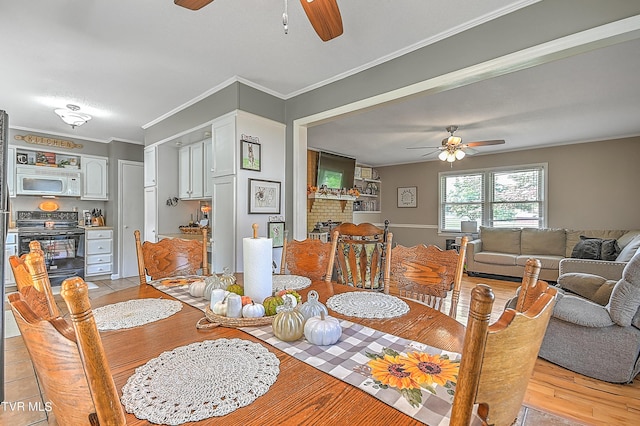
[174,0,343,42]
[407,125,505,162]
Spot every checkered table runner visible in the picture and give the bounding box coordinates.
[154,279,476,425]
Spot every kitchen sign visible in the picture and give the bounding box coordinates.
[14,134,84,150]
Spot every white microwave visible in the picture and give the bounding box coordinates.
[16,166,82,197]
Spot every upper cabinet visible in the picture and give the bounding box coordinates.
[144,145,157,187]
[7,146,15,198]
[203,139,212,197]
[211,115,236,178]
[178,139,209,200]
[81,155,109,200]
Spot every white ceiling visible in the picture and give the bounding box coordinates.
[1,1,640,166]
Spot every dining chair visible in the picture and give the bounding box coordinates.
[9,240,60,318]
[280,235,334,281]
[451,278,557,425]
[389,236,468,318]
[326,221,393,292]
[9,252,126,425]
[134,228,209,285]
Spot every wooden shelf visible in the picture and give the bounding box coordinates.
[307,192,357,212]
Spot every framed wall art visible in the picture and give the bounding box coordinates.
[249,179,281,214]
[241,139,261,171]
[268,221,285,247]
[397,186,417,208]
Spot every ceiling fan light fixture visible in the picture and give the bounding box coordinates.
[446,153,456,162]
[455,149,466,160]
[438,150,448,161]
[54,104,92,128]
[445,136,462,145]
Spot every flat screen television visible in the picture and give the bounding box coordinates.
[316,151,356,190]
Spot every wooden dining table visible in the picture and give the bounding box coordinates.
[94,278,466,425]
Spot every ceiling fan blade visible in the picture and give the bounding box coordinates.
[406,146,440,150]
[300,0,344,42]
[465,139,505,147]
[174,0,214,11]
[463,147,479,155]
[421,149,442,157]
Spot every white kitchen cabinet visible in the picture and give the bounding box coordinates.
[7,146,15,198]
[178,142,204,199]
[81,155,109,200]
[211,114,236,178]
[4,232,17,287]
[144,145,157,187]
[203,139,212,197]
[144,186,158,242]
[85,228,113,276]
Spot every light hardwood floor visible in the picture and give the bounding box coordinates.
[3,275,639,425]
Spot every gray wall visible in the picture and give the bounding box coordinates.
[379,137,640,248]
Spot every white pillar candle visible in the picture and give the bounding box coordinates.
[226,294,243,318]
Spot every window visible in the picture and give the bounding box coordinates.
[439,164,546,232]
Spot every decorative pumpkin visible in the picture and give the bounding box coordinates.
[281,293,298,308]
[272,296,305,341]
[241,296,253,306]
[276,289,302,304]
[209,289,229,310]
[220,267,237,288]
[242,302,265,318]
[212,296,228,316]
[263,295,284,316]
[304,312,342,346]
[297,290,328,323]
[189,280,206,298]
[203,275,223,301]
[226,293,243,318]
[226,284,244,296]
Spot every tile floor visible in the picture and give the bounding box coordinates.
[2,277,581,426]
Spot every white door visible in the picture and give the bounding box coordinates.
[143,146,157,187]
[118,161,144,278]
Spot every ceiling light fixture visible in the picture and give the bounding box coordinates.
[438,125,466,163]
[54,104,92,128]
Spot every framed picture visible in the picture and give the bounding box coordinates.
[249,179,281,214]
[397,186,417,208]
[268,221,285,247]
[241,139,261,171]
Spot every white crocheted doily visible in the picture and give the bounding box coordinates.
[272,275,312,291]
[121,338,280,425]
[93,298,183,331]
[326,292,410,319]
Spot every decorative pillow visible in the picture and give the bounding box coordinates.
[521,228,566,256]
[617,235,640,262]
[480,227,521,254]
[571,236,620,260]
[608,251,640,327]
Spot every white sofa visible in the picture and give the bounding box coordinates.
[466,227,640,282]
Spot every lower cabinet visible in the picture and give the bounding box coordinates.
[85,228,113,277]
[5,232,17,287]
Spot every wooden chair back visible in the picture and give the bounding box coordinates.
[451,279,557,425]
[326,222,393,292]
[9,241,60,318]
[389,236,468,318]
[9,264,125,425]
[134,228,209,285]
[280,237,334,281]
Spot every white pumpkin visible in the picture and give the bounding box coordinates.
[189,280,206,298]
[226,293,243,318]
[281,293,298,308]
[209,289,229,310]
[304,312,342,346]
[242,302,266,318]
[212,298,228,316]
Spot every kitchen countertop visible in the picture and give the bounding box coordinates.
[80,225,114,230]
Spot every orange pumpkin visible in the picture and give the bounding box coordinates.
[241,296,253,306]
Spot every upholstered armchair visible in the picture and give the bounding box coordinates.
[536,250,640,383]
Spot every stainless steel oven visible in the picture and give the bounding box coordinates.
[16,211,85,287]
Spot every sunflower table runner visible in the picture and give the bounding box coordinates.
[242,320,465,425]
